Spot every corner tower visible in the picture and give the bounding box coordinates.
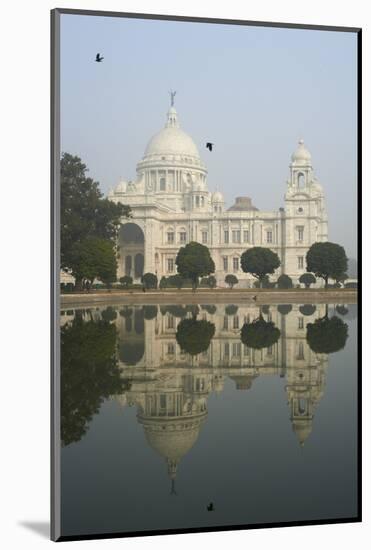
[283,140,328,284]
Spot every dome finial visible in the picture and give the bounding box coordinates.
[169,89,177,107]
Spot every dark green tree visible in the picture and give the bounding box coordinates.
[306,242,348,288]
[141,272,158,289]
[176,318,215,356]
[225,274,239,289]
[61,316,126,446]
[69,237,117,288]
[277,274,293,289]
[299,272,316,288]
[119,306,133,318]
[206,275,217,289]
[61,153,131,288]
[159,276,167,289]
[119,275,133,288]
[167,274,184,289]
[335,305,349,316]
[175,241,215,290]
[306,315,348,354]
[240,318,281,350]
[241,247,280,288]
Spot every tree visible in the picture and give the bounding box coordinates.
[176,318,215,356]
[306,315,348,354]
[61,153,131,289]
[61,315,126,446]
[277,274,293,289]
[119,275,133,288]
[206,275,217,289]
[225,274,238,289]
[335,305,349,316]
[159,276,167,289]
[69,237,117,288]
[306,242,348,288]
[299,272,316,289]
[175,241,215,290]
[141,272,158,289]
[240,318,281,350]
[201,304,217,315]
[167,274,184,289]
[240,247,280,288]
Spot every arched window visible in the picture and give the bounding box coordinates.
[160,177,166,191]
[297,173,305,187]
[298,398,307,415]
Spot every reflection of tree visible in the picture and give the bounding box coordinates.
[306,315,348,354]
[240,318,281,350]
[201,304,217,315]
[277,304,292,315]
[143,305,158,320]
[119,307,133,318]
[225,304,238,316]
[101,306,117,322]
[299,304,316,316]
[161,305,187,318]
[61,317,126,446]
[119,341,144,365]
[176,318,215,356]
[335,305,349,316]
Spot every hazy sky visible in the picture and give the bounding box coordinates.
[60,14,358,258]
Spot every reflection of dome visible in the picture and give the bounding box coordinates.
[229,374,257,390]
[139,413,206,480]
[212,191,224,203]
[291,139,312,164]
[144,107,201,160]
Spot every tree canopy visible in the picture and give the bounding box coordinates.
[61,153,131,287]
[175,241,215,290]
[141,272,158,289]
[240,318,281,350]
[277,274,293,289]
[225,274,238,288]
[306,315,348,354]
[306,242,348,288]
[299,272,316,288]
[240,247,280,287]
[176,318,215,356]
[277,304,292,315]
[69,237,117,287]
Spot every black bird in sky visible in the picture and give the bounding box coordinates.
[207,502,214,511]
[95,53,104,62]
[206,142,214,152]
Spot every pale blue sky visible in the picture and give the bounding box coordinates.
[60,13,358,258]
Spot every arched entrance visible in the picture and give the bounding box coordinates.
[119,223,145,282]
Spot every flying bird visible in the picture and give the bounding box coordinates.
[207,502,214,511]
[206,142,214,152]
[95,53,104,62]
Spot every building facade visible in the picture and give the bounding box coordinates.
[108,101,328,286]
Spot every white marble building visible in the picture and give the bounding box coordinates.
[108,100,328,286]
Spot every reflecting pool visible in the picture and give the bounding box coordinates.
[60,302,358,537]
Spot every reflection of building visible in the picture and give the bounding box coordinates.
[107,304,329,485]
[108,98,328,285]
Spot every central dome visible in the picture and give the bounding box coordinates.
[144,107,201,160]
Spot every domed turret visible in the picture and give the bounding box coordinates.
[212,191,224,203]
[291,139,312,165]
[114,180,128,194]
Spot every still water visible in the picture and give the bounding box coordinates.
[60,302,358,537]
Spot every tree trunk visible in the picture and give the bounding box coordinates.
[324,276,328,289]
[75,278,83,292]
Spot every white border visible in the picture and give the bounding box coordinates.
[1,1,368,548]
